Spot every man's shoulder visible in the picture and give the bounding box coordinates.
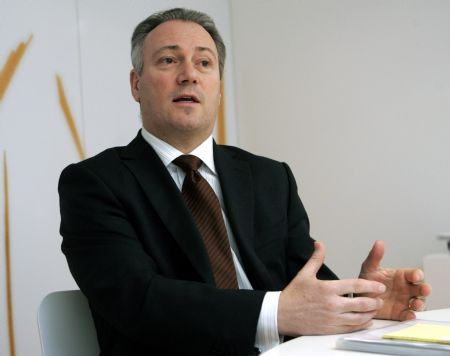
[74,145,125,169]
[71,132,145,168]
[60,143,131,184]
[217,144,284,168]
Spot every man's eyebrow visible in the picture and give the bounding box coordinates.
[196,46,217,58]
[152,45,217,58]
[152,45,179,57]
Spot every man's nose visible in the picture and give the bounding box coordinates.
[177,61,198,85]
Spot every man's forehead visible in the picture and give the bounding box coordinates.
[144,20,217,55]
[153,44,216,58]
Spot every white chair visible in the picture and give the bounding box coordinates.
[423,253,450,309]
[422,234,450,310]
[38,290,100,356]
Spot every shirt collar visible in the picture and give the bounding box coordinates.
[141,127,216,174]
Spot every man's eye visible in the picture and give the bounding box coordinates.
[200,60,210,67]
[161,57,175,64]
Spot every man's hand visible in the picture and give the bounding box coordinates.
[278,241,386,336]
[358,240,432,321]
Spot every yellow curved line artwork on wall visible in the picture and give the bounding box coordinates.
[3,152,16,356]
[56,74,86,160]
[0,34,33,102]
[217,80,226,144]
[0,35,32,356]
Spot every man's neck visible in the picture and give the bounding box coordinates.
[141,128,215,172]
[143,127,212,154]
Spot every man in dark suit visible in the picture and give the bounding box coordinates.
[59,8,431,355]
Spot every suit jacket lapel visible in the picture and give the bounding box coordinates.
[214,143,275,290]
[120,133,214,284]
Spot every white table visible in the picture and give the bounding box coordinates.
[262,309,450,355]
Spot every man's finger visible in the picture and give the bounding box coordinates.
[403,268,424,284]
[419,282,432,298]
[409,297,426,312]
[298,241,326,277]
[405,283,427,299]
[331,278,386,296]
[339,309,378,325]
[361,240,385,272]
[398,309,416,321]
[339,295,384,313]
[402,269,432,297]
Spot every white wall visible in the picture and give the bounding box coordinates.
[2,1,450,355]
[230,0,450,278]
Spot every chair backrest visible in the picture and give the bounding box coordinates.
[37,290,100,356]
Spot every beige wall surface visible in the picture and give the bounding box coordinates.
[230,0,450,278]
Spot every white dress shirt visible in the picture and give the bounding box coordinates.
[141,128,281,352]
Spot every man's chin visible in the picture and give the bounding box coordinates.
[170,115,213,132]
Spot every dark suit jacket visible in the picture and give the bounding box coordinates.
[58,131,337,356]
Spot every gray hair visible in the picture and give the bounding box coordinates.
[131,8,226,77]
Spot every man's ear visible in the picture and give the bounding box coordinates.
[130,69,140,103]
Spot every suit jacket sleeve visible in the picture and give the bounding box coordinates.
[59,161,265,356]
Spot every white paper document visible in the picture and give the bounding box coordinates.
[336,319,450,356]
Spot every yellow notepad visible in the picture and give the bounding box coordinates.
[383,323,450,345]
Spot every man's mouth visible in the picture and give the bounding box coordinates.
[173,94,200,103]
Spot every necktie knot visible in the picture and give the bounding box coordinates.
[173,155,203,173]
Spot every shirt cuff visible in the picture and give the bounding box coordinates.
[255,291,282,352]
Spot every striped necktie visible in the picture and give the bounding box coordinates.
[173,155,238,289]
